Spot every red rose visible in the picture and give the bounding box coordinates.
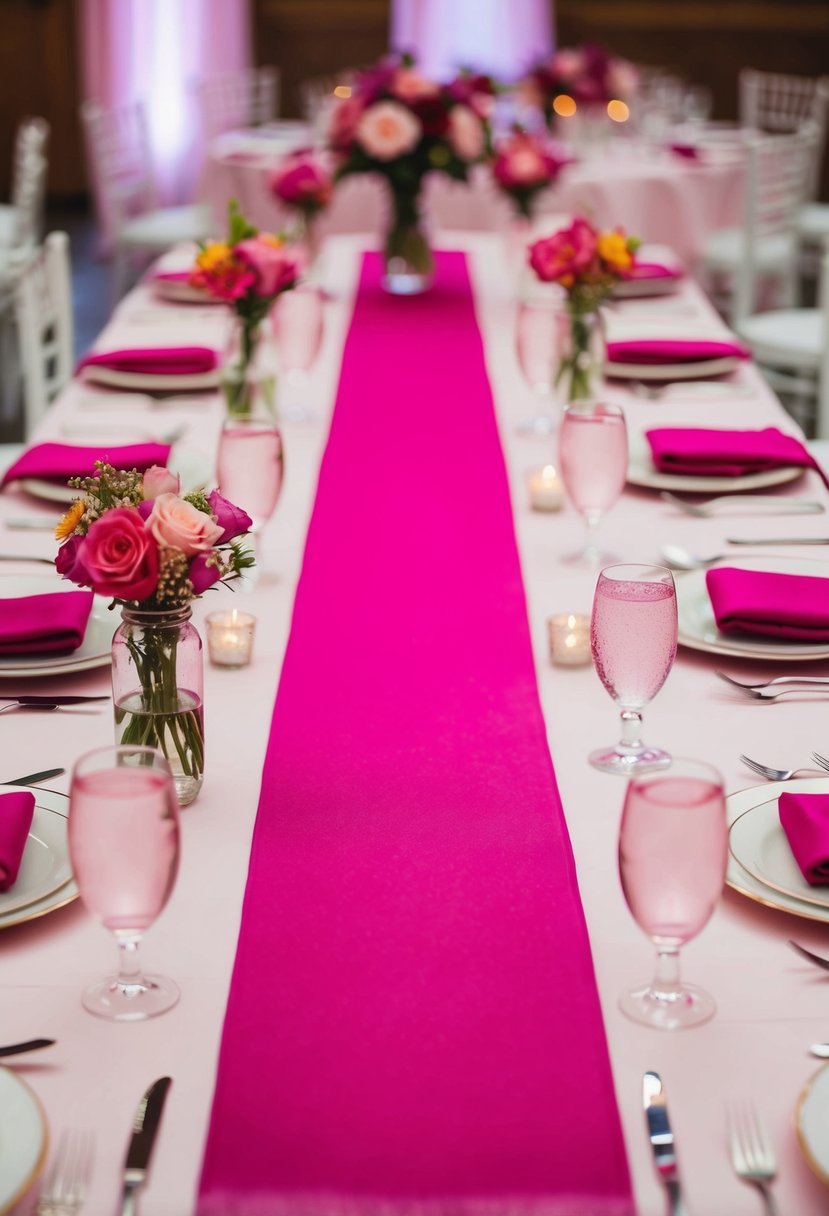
[81,507,159,601]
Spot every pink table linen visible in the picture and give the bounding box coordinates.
[645,427,821,479]
[0,441,171,487]
[76,346,219,375]
[197,252,633,1216]
[705,567,829,641]
[0,790,35,891]
[606,337,749,364]
[779,793,829,885]
[0,590,94,654]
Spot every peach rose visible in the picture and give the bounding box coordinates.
[356,101,422,161]
[447,105,484,162]
[142,465,181,499]
[147,493,223,557]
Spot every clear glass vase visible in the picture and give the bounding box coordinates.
[220,315,277,419]
[382,189,434,295]
[556,307,605,404]
[112,606,205,807]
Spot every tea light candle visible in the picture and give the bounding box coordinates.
[205,610,256,668]
[548,613,591,667]
[528,465,564,512]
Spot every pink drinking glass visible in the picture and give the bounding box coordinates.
[68,745,180,1021]
[558,401,628,566]
[271,287,324,422]
[514,294,568,436]
[618,758,727,1029]
[590,563,677,774]
[218,417,284,580]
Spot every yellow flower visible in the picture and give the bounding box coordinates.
[195,242,234,272]
[597,230,633,273]
[55,499,85,541]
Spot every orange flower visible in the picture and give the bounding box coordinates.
[597,229,633,273]
[55,498,85,541]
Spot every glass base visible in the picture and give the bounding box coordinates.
[516,413,557,437]
[382,265,432,295]
[620,982,715,1030]
[589,743,672,774]
[560,545,619,569]
[82,973,180,1022]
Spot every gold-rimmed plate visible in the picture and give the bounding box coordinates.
[0,575,112,679]
[797,1064,829,1188]
[0,1066,48,1213]
[726,778,829,923]
[729,782,829,910]
[0,786,77,930]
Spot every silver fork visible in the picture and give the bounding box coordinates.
[717,671,829,701]
[36,1129,94,1215]
[728,1102,780,1216]
[739,754,826,782]
[660,491,825,517]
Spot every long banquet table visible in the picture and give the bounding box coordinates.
[4,233,829,1214]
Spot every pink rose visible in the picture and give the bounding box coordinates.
[271,152,332,210]
[207,490,252,543]
[551,49,585,84]
[529,217,599,287]
[356,101,422,161]
[55,533,91,587]
[607,60,639,100]
[142,465,181,499]
[494,133,562,188]
[147,493,223,557]
[235,235,301,299]
[328,95,365,151]
[390,68,439,104]
[188,552,223,595]
[447,105,484,162]
[81,507,159,601]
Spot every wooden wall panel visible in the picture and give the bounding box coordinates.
[0,0,85,201]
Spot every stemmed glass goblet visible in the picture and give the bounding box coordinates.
[217,416,284,584]
[271,287,324,422]
[514,292,568,436]
[589,563,677,774]
[68,745,180,1021]
[558,401,628,566]
[618,757,728,1029]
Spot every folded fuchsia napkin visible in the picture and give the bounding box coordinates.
[669,142,702,161]
[621,261,684,282]
[1,442,171,488]
[0,791,35,892]
[646,426,817,478]
[778,793,829,885]
[706,566,829,640]
[606,336,750,364]
[76,346,218,376]
[0,590,94,655]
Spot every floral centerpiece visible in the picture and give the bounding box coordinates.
[529,216,638,401]
[55,461,254,804]
[190,200,302,416]
[327,53,494,292]
[492,129,569,220]
[527,43,639,129]
[270,149,333,262]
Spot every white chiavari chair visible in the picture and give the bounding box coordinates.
[699,124,818,326]
[81,99,213,300]
[0,116,50,250]
[14,231,73,439]
[194,66,280,141]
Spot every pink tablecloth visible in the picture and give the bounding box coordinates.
[197,252,632,1215]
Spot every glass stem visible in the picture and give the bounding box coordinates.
[116,935,144,989]
[619,707,644,752]
[583,509,602,555]
[652,946,683,999]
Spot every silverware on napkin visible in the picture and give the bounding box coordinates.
[644,1071,688,1216]
[120,1076,171,1216]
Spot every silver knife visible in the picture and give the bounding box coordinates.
[121,1076,172,1216]
[1,767,66,786]
[644,1071,688,1216]
[727,536,829,545]
[0,695,109,705]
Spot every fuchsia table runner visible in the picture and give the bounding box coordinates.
[198,253,633,1216]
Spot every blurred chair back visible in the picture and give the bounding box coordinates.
[740,69,829,200]
[14,231,73,437]
[81,99,158,243]
[9,116,50,247]
[195,66,280,141]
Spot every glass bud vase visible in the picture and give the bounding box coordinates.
[112,606,205,807]
[382,189,434,295]
[220,315,277,419]
[556,307,605,404]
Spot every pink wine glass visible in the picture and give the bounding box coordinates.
[618,758,727,1029]
[218,417,284,579]
[589,563,677,774]
[558,401,628,566]
[514,294,568,436]
[68,745,180,1021]
[271,287,324,422]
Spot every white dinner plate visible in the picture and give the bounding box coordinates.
[0,799,73,916]
[626,430,804,494]
[606,353,743,380]
[0,786,77,931]
[19,445,210,504]
[152,279,224,306]
[612,275,683,299]
[0,1066,48,1213]
[727,778,829,923]
[797,1064,829,1188]
[729,783,829,910]
[78,364,219,392]
[675,555,829,661]
[0,574,113,678]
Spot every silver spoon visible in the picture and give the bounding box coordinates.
[659,542,825,571]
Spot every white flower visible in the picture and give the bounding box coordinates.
[356,101,422,161]
[448,105,484,162]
